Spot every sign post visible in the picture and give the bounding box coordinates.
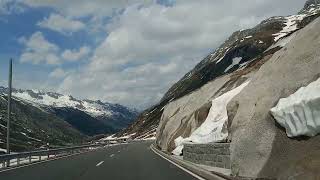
[6,59,12,157]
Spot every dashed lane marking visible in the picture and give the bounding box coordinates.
[96,161,104,167]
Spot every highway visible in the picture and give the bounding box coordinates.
[0,141,198,180]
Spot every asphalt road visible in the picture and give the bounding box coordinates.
[0,141,197,180]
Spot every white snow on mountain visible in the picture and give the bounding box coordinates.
[273,5,320,42]
[0,148,6,153]
[270,77,320,137]
[273,15,306,42]
[215,47,230,64]
[224,57,243,73]
[12,91,113,117]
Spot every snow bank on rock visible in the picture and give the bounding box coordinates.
[172,81,250,155]
[273,14,306,42]
[270,77,320,137]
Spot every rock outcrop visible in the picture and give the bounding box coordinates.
[156,74,231,152]
[228,17,320,179]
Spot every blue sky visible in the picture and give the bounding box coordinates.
[0,2,97,87]
[0,0,305,109]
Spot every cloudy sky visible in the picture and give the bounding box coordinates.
[0,0,305,109]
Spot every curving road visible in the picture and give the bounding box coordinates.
[0,141,198,180]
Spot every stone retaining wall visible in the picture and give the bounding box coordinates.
[183,143,230,169]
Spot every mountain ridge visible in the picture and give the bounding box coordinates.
[0,86,138,151]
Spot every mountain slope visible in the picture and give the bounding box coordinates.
[0,87,138,152]
[0,94,84,152]
[0,87,139,135]
[117,0,320,139]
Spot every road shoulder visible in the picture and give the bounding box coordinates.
[150,144,234,180]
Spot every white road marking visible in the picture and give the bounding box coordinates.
[151,146,206,180]
[96,161,104,167]
[110,154,115,157]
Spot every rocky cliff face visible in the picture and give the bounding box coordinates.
[119,0,320,141]
[227,17,320,179]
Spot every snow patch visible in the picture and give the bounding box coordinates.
[270,77,320,137]
[0,148,7,153]
[0,124,6,129]
[273,14,306,42]
[267,32,296,51]
[224,57,242,72]
[13,91,113,117]
[216,48,230,64]
[172,81,250,155]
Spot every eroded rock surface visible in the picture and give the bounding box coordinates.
[156,73,256,153]
[228,17,320,179]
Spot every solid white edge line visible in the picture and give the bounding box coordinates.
[96,161,104,167]
[150,146,206,180]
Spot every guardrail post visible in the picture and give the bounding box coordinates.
[29,156,32,163]
[39,156,41,161]
[17,157,20,166]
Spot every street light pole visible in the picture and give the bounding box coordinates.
[6,59,12,155]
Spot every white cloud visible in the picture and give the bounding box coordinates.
[49,68,68,78]
[62,46,91,62]
[19,31,60,65]
[38,13,85,35]
[19,31,91,65]
[20,0,153,18]
[20,0,154,34]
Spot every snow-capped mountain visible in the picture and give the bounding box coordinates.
[0,87,138,136]
[117,0,320,139]
[0,92,85,152]
[11,89,134,118]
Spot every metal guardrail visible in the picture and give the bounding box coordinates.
[0,143,109,169]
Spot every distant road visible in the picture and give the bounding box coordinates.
[0,141,197,180]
